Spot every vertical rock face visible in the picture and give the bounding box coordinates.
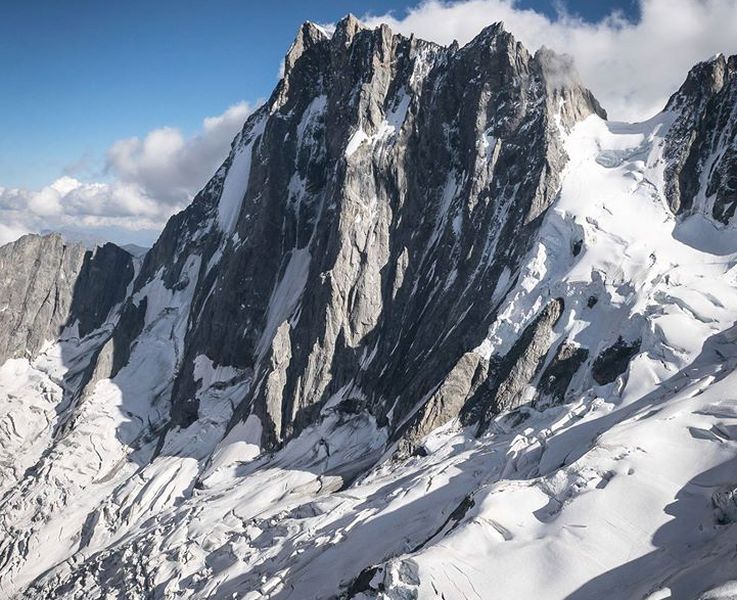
[7,18,737,600]
[664,54,737,223]
[130,18,604,449]
[0,235,88,363]
[0,234,134,364]
[69,243,136,338]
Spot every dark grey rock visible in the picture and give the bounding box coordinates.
[664,54,737,224]
[591,336,641,386]
[713,484,737,524]
[110,297,148,378]
[127,19,603,449]
[69,242,135,337]
[537,339,589,405]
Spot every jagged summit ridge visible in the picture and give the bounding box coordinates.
[133,16,606,452]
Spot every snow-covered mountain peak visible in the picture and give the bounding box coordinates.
[2,21,737,600]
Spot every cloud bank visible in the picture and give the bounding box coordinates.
[0,101,252,246]
[363,0,737,121]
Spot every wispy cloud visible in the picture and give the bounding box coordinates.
[106,101,251,207]
[362,0,737,121]
[0,101,253,246]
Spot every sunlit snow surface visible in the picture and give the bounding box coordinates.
[2,114,737,598]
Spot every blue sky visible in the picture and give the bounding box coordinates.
[0,0,638,189]
[2,0,734,246]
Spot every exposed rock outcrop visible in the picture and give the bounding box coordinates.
[537,339,589,405]
[126,18,604,450]
[664,54,737,224]
[467,297,565,432]
[0,234,88,363]
[591,336,641,386]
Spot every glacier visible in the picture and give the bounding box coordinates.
[0,16,737,600]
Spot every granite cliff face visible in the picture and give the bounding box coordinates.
[0,234,134,364]
[3,19,737,600]
[664,53,737,223]
[131,17,605,453]
[0,234,87,363]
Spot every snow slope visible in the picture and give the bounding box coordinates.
[1,22,737,600]
[1,108,736,599]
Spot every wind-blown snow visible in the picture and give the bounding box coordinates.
[345,127,370,157]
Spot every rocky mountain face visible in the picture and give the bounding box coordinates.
[2,18,737,600]
[0,234,134,364]
[134,16,605,453]
[664,53,737,223]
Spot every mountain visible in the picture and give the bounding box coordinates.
[1,17,737,599]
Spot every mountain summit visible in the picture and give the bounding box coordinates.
[1,19,737,599]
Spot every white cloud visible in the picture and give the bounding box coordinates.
[362,0,737,121]
[106,100,252,206]
[0,101,253,247]
[0,177,167,246]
